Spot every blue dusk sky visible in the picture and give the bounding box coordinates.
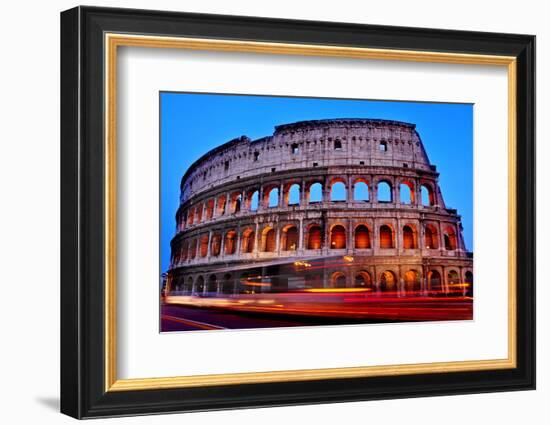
[160,93,473,274]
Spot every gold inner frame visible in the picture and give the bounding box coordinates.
[104,33,517,392]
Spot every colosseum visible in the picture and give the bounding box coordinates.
[166,118,473,299]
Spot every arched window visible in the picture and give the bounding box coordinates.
[224,231,237,255]
[222,273,233,294]
[448,270,460,286]
[195,276,205,293]
[231,193,242,213]
[288,184,300,205]
[187,209,194,226]
[205,199,214,220]
[421,184,434,206]
[195,205,203,223]
[354,225,371,249]
[428,270,442,292]
[199,234,209,257]
[268,187,279,208]
[404,270,421,293]
[189,239,197,259]
[309,182,323,203]
[186,277,194,294]
[380,271,396,291]
[424,224,439,249]
[282,225,299,251]
[330,225,346,249]
[262,227,276,252]
[307,225,322,249]
[331,272,346,288]
[400,183,413,204]
[403,225,417,249]
[379,225,394,249]
[210,234,221,256]
[377,181,392,202]
[354,181,369,201]
[330,181,346,201]
[217,195,227,215]
[241,229,255,253]
[444,227,457,250]
[181,241,188,261]
[249,190,259,211]
[355,271,372,288]
[207,275,217,293]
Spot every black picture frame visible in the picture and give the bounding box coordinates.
[61,5,535,419]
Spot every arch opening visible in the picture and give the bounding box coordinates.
[403,225,417,249]
[288,184,300,205]
[282,225,299,251]
[330,225,346,249]
[261,227,276,252]
[355,271,372,289]
[354,225,371,249]
[424,224,439,249]
[331,272,347,288]
[354,181,369,201]
[379,271,396,292]
[241,229,255,253]
[307,224,322,249]
[330,181,346,201]
[224,230,237,255]
[379,225,394,249]
[308,182,323,203]
[377,181,392,202]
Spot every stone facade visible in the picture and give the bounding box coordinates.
[167,119,473,296]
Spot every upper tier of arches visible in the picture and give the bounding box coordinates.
[177,173,446,233]
[180,119,433,202]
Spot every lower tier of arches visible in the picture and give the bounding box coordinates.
[167,256,473,298]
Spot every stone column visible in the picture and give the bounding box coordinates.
[220,231,226,258]
[298,218,304,252]
[373,219,379,253]
[206,230,212,259]
[225,192,231,215]
[419,220,425,250]
[347,175,353,203]
[236,225,242,255]
[258,186,264,211]
[369,180,375,203]
[300,178,306,206]
[279,182,285,208]
[396,218,402,252]
[254,221,260,257]
[347,218,353,252]
[438,221,445,253]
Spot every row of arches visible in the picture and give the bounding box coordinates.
[170,269,473,296]
[181,178,437,230]
[172,222,459,263]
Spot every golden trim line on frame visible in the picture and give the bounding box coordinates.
[104,33,517,392]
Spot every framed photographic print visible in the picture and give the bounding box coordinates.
[60,6,535,419]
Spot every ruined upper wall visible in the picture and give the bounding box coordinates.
[180,119,432,203]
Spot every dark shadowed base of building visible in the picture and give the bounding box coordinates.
[161,256,473,332]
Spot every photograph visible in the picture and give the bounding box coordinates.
[160,93,474,332]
